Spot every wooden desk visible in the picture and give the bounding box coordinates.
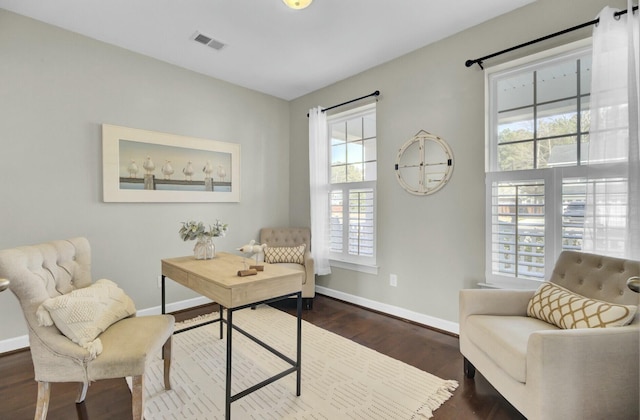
[161,252,303,309]
[161,252,303,420]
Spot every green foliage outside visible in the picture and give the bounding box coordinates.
[331,164,364,183]
[497,110,590,171]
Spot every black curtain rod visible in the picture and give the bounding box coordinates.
[465,5,638,69]
[307,90,380,117]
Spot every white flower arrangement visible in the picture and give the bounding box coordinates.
[179,220,228,241]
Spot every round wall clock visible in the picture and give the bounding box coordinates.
[394,130,454,195]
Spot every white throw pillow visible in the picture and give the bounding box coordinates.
[36,278,136,358]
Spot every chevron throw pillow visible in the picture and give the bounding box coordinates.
[264,244,306,264]
[527,282,637,329]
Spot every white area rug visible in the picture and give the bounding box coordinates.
[136,305,458,419]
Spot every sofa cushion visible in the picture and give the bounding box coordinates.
[465,315,559,383]
[264,244,306,264]
[36,278,136,358]
[274,262,307,284]
[527,282,637,329]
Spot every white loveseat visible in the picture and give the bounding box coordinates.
[459,251,639,420]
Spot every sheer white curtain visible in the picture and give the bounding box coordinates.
[584,3,640,259]
[308,107,332,275]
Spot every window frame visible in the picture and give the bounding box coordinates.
[327,103,378,274]
[484,39,594,288]
[484,39,593,173]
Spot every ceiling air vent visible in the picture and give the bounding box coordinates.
[192,31,226,51]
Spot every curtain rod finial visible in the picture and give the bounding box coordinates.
[465,59,484,69]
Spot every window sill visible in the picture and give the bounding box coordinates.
[330,259,379,275]
[478,278,541,290]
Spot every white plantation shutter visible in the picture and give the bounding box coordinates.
[490,179,545,280]
[330,186,375,258]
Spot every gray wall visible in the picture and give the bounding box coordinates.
[0,10,290,342]
[0,0,622,344]
[289,0,621,325]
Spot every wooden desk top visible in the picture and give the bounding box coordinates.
[162,252,303,308]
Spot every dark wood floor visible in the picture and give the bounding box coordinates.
[0,294,524,419]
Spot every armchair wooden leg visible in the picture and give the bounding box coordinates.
[163,336,172,390]
[34,381,50,420]
[76,382,89,403]
[132,375,144,420]
[464,357,476,379]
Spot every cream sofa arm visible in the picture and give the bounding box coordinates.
[526,326,639,419]
[304,253,314,284]
[459,289,535,318]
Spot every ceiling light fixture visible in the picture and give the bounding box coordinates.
[282,0,313,10]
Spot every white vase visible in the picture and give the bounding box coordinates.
[194,236,215,260]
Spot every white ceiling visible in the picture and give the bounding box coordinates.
[0,0,535,100]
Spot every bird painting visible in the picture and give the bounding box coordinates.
[203,161,213,178]
[143,156,155,174]
[127,160,139,178]
[161,160,174,180]
[182,161,194,181]
[217,165,227,182]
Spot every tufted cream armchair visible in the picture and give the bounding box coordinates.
[459,251,640,420]
[260,227,315,309]
[0,237,174,420]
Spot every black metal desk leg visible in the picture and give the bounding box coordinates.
[219,306,224,339]
[296,291,302,396]
[161,275,166,315]
[225,308,233,420]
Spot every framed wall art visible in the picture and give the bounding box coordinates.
[102,124,240,202]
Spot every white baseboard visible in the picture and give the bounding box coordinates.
[0,296,214,354]
[316,286,459,335]
[136,296,214,316]
[0,335,29,354]
[1,290,459,353]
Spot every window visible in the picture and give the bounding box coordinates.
[328,104,377,271]
[485,39,630,287]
